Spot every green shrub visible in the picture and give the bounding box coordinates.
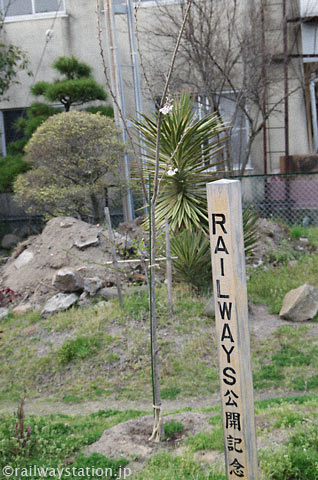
[0,154,31,192]
[85,105,114,117]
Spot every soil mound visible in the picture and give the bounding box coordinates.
[0,216,142,306]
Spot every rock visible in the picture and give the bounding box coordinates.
[0,308,9,319]
[41,293,79,317]
[78,292,91,307]
[12,304,33,315]
[74,236,99,249]
[203,295,215,317]
[14,250,34,269]
[94,301,108,309]
[52,268,84,292]
[60,221,74,228]
[98,287,119,300]
[83,276,103,295]
[279,283,318,321]
[24,324,38,335]
[1,234,20,249]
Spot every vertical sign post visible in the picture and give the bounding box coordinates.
[207,179,258,480]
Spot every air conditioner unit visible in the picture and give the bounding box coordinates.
[300,0,318,18]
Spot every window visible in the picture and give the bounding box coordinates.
[1,0,65,18]
[0,108,26,156]
[194,92,250,171]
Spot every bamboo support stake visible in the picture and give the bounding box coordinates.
[165,216,174,316]
[104,207,123,307]
[207,179,259,480]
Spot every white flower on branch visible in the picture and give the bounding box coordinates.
[167,167,178,177]
[159,102,173,115]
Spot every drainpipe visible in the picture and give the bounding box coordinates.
[310,79,318,152]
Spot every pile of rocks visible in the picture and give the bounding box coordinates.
[0,216,147,316]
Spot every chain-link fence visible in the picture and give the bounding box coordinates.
[237,173,318,226]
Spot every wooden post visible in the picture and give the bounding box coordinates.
[165,216,174,316]
[104,207,123,307]
[206,179,258,480]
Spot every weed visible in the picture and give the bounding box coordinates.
[0,288,21,307]
[164,420,184,439]
[57,335,102,364]
[71,453,129,479]
[290,225,304,241]
[186,428,224,452]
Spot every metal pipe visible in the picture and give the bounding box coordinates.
[261,0,267,174]
[283,0,289,163]
[310,79,318,151]
[126,0,143,120]
[104,0,134,221]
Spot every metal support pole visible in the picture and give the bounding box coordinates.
[104,0,134,221]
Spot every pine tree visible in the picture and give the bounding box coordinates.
[31,56,107,111]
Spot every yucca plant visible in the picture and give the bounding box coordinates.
[170,204,259,289]
[171,229,211,289]
[133,92,226,232]
[242,202,260,257]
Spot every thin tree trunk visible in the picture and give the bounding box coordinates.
[104,207,123,307]
[165,216,174,316]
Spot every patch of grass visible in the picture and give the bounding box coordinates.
[134,453,225,480]
[292,374,318,391]
[289,225,318,246]
[161,387,181,400]
[62,394,83,404]
[247,254,318,313]
[209,414,222,426]
[273,409,305,428]
[106,353,119,364]
[260,445,318,480]
[186,427,224,452]
[265,238,299,265]
[253,365,284,389]
[70,453,129,479]
[272,345,311,367]
[261,419,318,480]
[164,420,184,439]
[290,224,304,241]
[0,408,144,474]
[57,335,102,364]
[255,394,318,411]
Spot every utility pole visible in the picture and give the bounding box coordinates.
[103,0,134,221]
